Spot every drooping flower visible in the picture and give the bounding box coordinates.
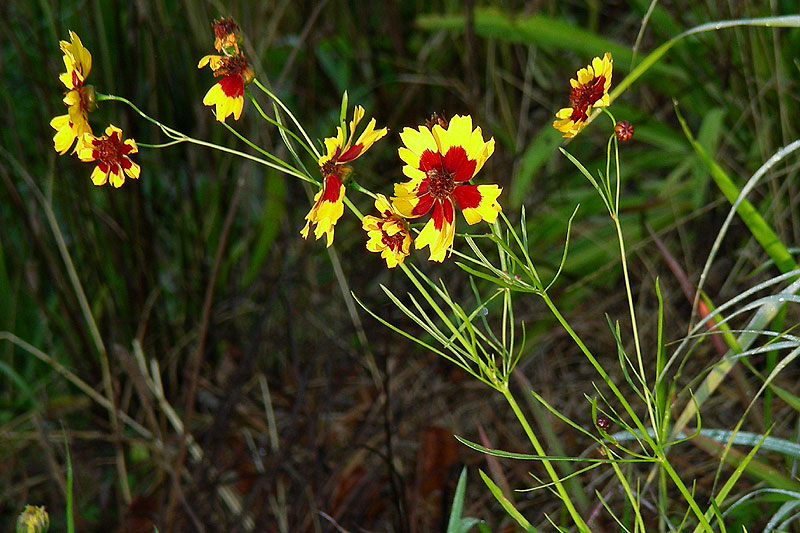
[363,194,412,268]
[553,52,613,138]
[50,31,96,154]
[391,114,502,262]
[213,17,241,55]
[198,54,254,122]
[301,106,388,247]
[78,125,140,188]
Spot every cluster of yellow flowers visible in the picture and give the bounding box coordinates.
[50,32,140,188]
[51,22,616,268]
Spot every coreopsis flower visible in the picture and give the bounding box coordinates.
[391,114,502,262]
[553,52,613,138]
[78,125,140,188]
[363,194,412,268]
[50,31,96,154]
[198,54,254,122]
[301,106,388,247]
[213,17,241,54]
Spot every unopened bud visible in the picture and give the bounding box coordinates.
[83,84,98,112]
[595,415,611,431]
[16,505,49,533]
[614,120,634,142]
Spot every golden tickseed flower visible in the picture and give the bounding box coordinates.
[78,125,140,188]
[16,505,49,533]
[553,52,613,138]
[301,106,388,247]
[213,17,241,55]
[391,114,501,262]
[198,54,254,122]
[614,120,634,142]
[50,31,96,155]
[363,194,412,268]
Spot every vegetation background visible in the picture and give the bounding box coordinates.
[1,0,799,531]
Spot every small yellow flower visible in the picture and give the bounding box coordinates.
[50,31,95,154]
[78,125,140,188]
[553,52,613,138]
[363,194,412,268]
[391,114,501,262]
[301,106,387,247]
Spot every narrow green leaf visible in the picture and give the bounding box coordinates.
[677,109,798,274]
[478,469,537,532]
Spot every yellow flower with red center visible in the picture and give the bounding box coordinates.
[50,31,96,154]
[78,125,140,188]
[198,54,254,122]
[553,52,613,138]
[363,195,412,268]
[301,106,388,247]
[391,114,502,262]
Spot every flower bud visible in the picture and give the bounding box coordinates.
[595,415,611,431]
[614,120,634,142]
[16,505,49,533]
[83,84,98,113]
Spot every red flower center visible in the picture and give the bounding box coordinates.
[379,222,406,252]
[426,167,457,200]
[93,132,132,169]
[569,75,606,122]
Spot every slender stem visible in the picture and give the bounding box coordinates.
[540,292,653,445]
[612,214,658,432]
[502,384,590,532]
[252,79,321,159]
[245,89,317,159]
[220,119,307,177]
[99,93,315,183]
[659,457,714,531]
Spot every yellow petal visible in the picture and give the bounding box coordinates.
[90,165,108,186]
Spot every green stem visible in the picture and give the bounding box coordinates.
[245,89,317,159]
[612,215,658,432]
[252,79,321,160]
[660,458,714,531]
[98,93,315,184]
[540,292,653,446]
[220,119,307,177]
[502,384,590,532]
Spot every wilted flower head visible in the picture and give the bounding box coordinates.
[213,17,241,55]
[553,53,613,138]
